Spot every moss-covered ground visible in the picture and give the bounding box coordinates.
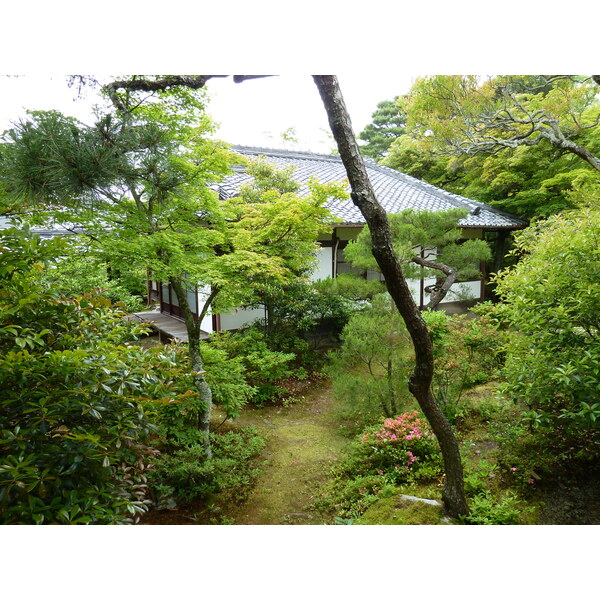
[142,377,352,524]
[141,375,599,525]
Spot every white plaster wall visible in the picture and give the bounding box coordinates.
[312,246,333,281]
[197,286,214,334]
[219,306,266,330]
[441,280,481,303]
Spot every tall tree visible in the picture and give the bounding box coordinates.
[358,97,406,159]
[313,75,469,517]
[0,85,337,458]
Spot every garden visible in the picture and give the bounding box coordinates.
[2,204,598,525]
[1,74,599,526]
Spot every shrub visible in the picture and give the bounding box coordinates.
[329,293,414,422]
[39,243,146,312]
[312,412,443,521]
[463,459,498,497]
[147,427,266,506]
[351,411,443,484]
[0,228,161,524]
[422,310,505,423]
[460,491,525,525]
[207,327,297,405]
[492,205,600,462]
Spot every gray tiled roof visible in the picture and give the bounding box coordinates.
[220,146,527,230]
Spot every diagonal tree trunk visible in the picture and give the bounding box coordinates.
[313,75,469,517]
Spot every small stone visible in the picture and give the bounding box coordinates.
[399,494,442,507]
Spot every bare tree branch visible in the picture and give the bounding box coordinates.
[103,75,274,112]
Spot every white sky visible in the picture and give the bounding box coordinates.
[0,74,416,153]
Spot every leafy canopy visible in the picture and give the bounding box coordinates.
[365,75,600,220]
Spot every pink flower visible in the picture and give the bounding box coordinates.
[511,467,517,472]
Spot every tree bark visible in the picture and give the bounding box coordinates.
[313,75,469,517]
[411,255,458,309]
[169,276,213,458]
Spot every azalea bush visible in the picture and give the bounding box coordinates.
[351,411,443,484]
[312,411,442,521]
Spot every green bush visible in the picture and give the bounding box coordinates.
[463,460,498,497]
[460,491,525,525]
[492,205,600,462]
[422,310,505,424]
[0,228,164,524]
[329,294,414,423]
[40,243,146,312]
[147,427,266,506]
[313,412,443,521]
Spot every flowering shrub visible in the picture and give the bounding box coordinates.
[351,411,442,484]
[310,411,443,521]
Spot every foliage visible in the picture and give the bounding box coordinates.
[463,459,498,497]
[404,75,600,164]
[352,411,443,484]
[257,279,355,338]
[313,412,442,520]
[460,491,524,525]
[329,293,414,422]
[0,88,344,455]
[124,341,249,447]
[206,328,294,406]
[0,228,162,524]
[358,97,406,159]
[216,157,345,312]
[147,427,265,505]
[313,273,386,302]
[422,310,506,423]
[39,240,146,312]
[492,204,600,461]
[378,75,600,220]
[345,208,491,306]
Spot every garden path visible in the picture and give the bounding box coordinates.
[141,378,350,525]
[222,378,349,525]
